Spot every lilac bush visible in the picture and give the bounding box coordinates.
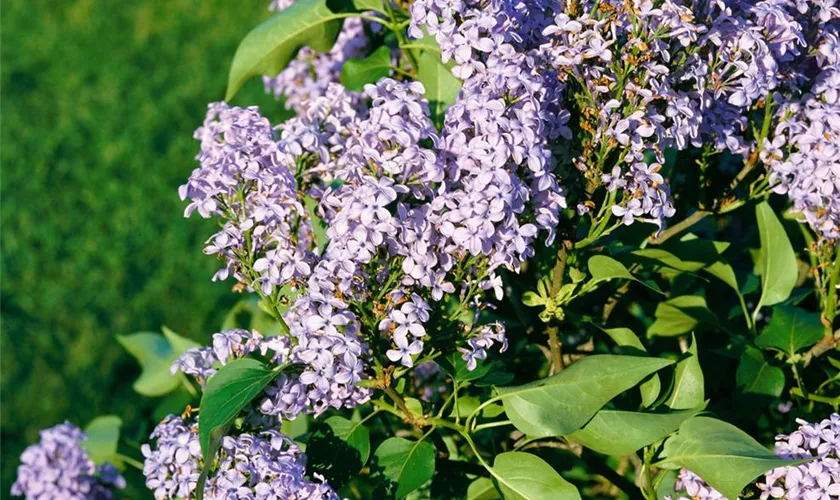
[13,0,840,497]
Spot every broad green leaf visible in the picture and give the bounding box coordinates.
[703,261,741,293]
[117,331,199,397]
[665,335,705,410]
[736,348,785,397]
[226,0,348,101]
[467,477,501,500]
[568,406,703,456]
[647,295,717,337]
[325,415,370,465]
[450,396,480,420]
[755,202,797,312]
[196,423,230,500]
[82,416,122,466]
[415,49,461,130]
[340,45,392,91]
[198,359,277,456]
[497,355,673,437]
[658,416,795,498]
[600,327,660,407]
[491,452,581,500]
[756,305,824,356]
[374,437,436,498]
[630,248,707,272]
[587,255,663,294]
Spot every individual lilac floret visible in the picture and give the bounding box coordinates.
[141,415,339,500]
[458,321,507,371]
[666,468,727,500]
[12,422,125,500]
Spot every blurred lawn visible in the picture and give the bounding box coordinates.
[1,0,292,494]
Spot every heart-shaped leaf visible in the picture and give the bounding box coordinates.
[491,452,581,500]
[374,437,436,498]
[497,355,673,437]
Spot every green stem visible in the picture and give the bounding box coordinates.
[472,420,513,432]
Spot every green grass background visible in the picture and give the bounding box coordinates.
[1,0,292,495]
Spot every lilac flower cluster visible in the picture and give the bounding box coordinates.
[141,415,338,500]
[669,413,840,499]
[410,0,839,238]
[11,423,125,500]
[173,328,370,421]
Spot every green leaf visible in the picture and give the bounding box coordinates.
[226,0,349,101]
[196,423,230,500]
[374,437,436,499]
[198,359,277,456]
[449,396,480,420]
[736,348,785,397]
[491,452,581,500]
[82,416,122,466]
[756,305,824,356]
[568,406,703,456]
[325,415,371,465]
[587,255,663,294]
[755,202,798,312]
[340,45,392,91]
[351,0,387,13]
[497,355,673,437]
[600,327,660,407]
[281,415,310,441]
[467,477,501,500]
[665,334,705,410]
[117,331,199,397]
[658,416,796,498]
[415,49,461,130]
[647,295,718,337]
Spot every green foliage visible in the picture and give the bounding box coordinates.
[755,305,824,356]
[374,437,436,498]
[198,359,277,456]
[497,355,673,437]
[325,415,371,465]
[755,201,798,312]
[665,335,705,410]
[341,45,393,91]
[414,49,461,130]
[491,452,581,500]
[587,255,662,293]
[82,416,122,466]
[658,417,797,498]
[647,295,718,337]
[568,406,703,456]
[736,348,785,397]
[117,328,199,396]
[225,0,351,100]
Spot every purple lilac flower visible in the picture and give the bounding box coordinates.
[141,415,338,500]
[12,422,125,500]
